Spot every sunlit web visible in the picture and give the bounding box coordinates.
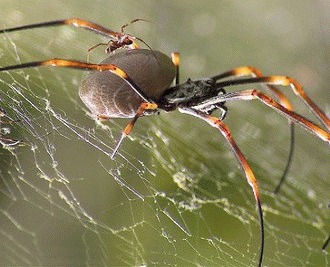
[0,27,329,266]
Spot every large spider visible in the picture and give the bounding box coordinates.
[0,18,329,266]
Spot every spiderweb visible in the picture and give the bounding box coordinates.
[0,1,329,266]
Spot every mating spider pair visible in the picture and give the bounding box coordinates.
[0,18,329,266]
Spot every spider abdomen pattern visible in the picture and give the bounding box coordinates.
[79,49,176,119]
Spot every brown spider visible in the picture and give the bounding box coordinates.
[0,18,329,266]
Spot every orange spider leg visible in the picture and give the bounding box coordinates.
[212,66,293,110]
[0,59,150,103]
[211,66,298,193]
[0,18,121,37]
[0,18,142,53]
[216,89,330,143]
[111,102,158,158]
[171,52,180,86]
[0,58,158,154]
[215,76,330,131]
[178,106,264,267]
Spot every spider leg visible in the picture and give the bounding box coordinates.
[212,66,293,110]
[215,76,330,131]
[0,18,121,38]
[111,102,158,159]
[0,59,157,155]
[178,106,264,267]
[0,59,151,103]
[87,42,110,52]
[214,74,330,192]
[273,125,295,194]
[322,235,330,251]
[214,89,330,143]
[211,66,296,193]
[171,52,180,86]
[120,19,151,33]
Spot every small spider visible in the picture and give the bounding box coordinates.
[0,18,329,266]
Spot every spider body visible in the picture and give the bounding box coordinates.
[161,78,227,116]
[79,49,176,119]
[1,18,329,267]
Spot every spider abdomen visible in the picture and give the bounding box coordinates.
[79,49,176,119]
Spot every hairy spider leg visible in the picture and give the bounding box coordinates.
[211,66,296,193]
[214,76,330,131]
[178,106,264,267]
[0,59,157,155]
[209,89,330,143]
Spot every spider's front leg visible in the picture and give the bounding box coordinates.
[0,18,122,39]
[207,89,330,143]
[0,57,157,157]
[211,66,293,111]
[214,74,330,131]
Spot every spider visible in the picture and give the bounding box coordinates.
[0,18,329,267]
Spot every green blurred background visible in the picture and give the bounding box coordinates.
[0,0,329,266]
